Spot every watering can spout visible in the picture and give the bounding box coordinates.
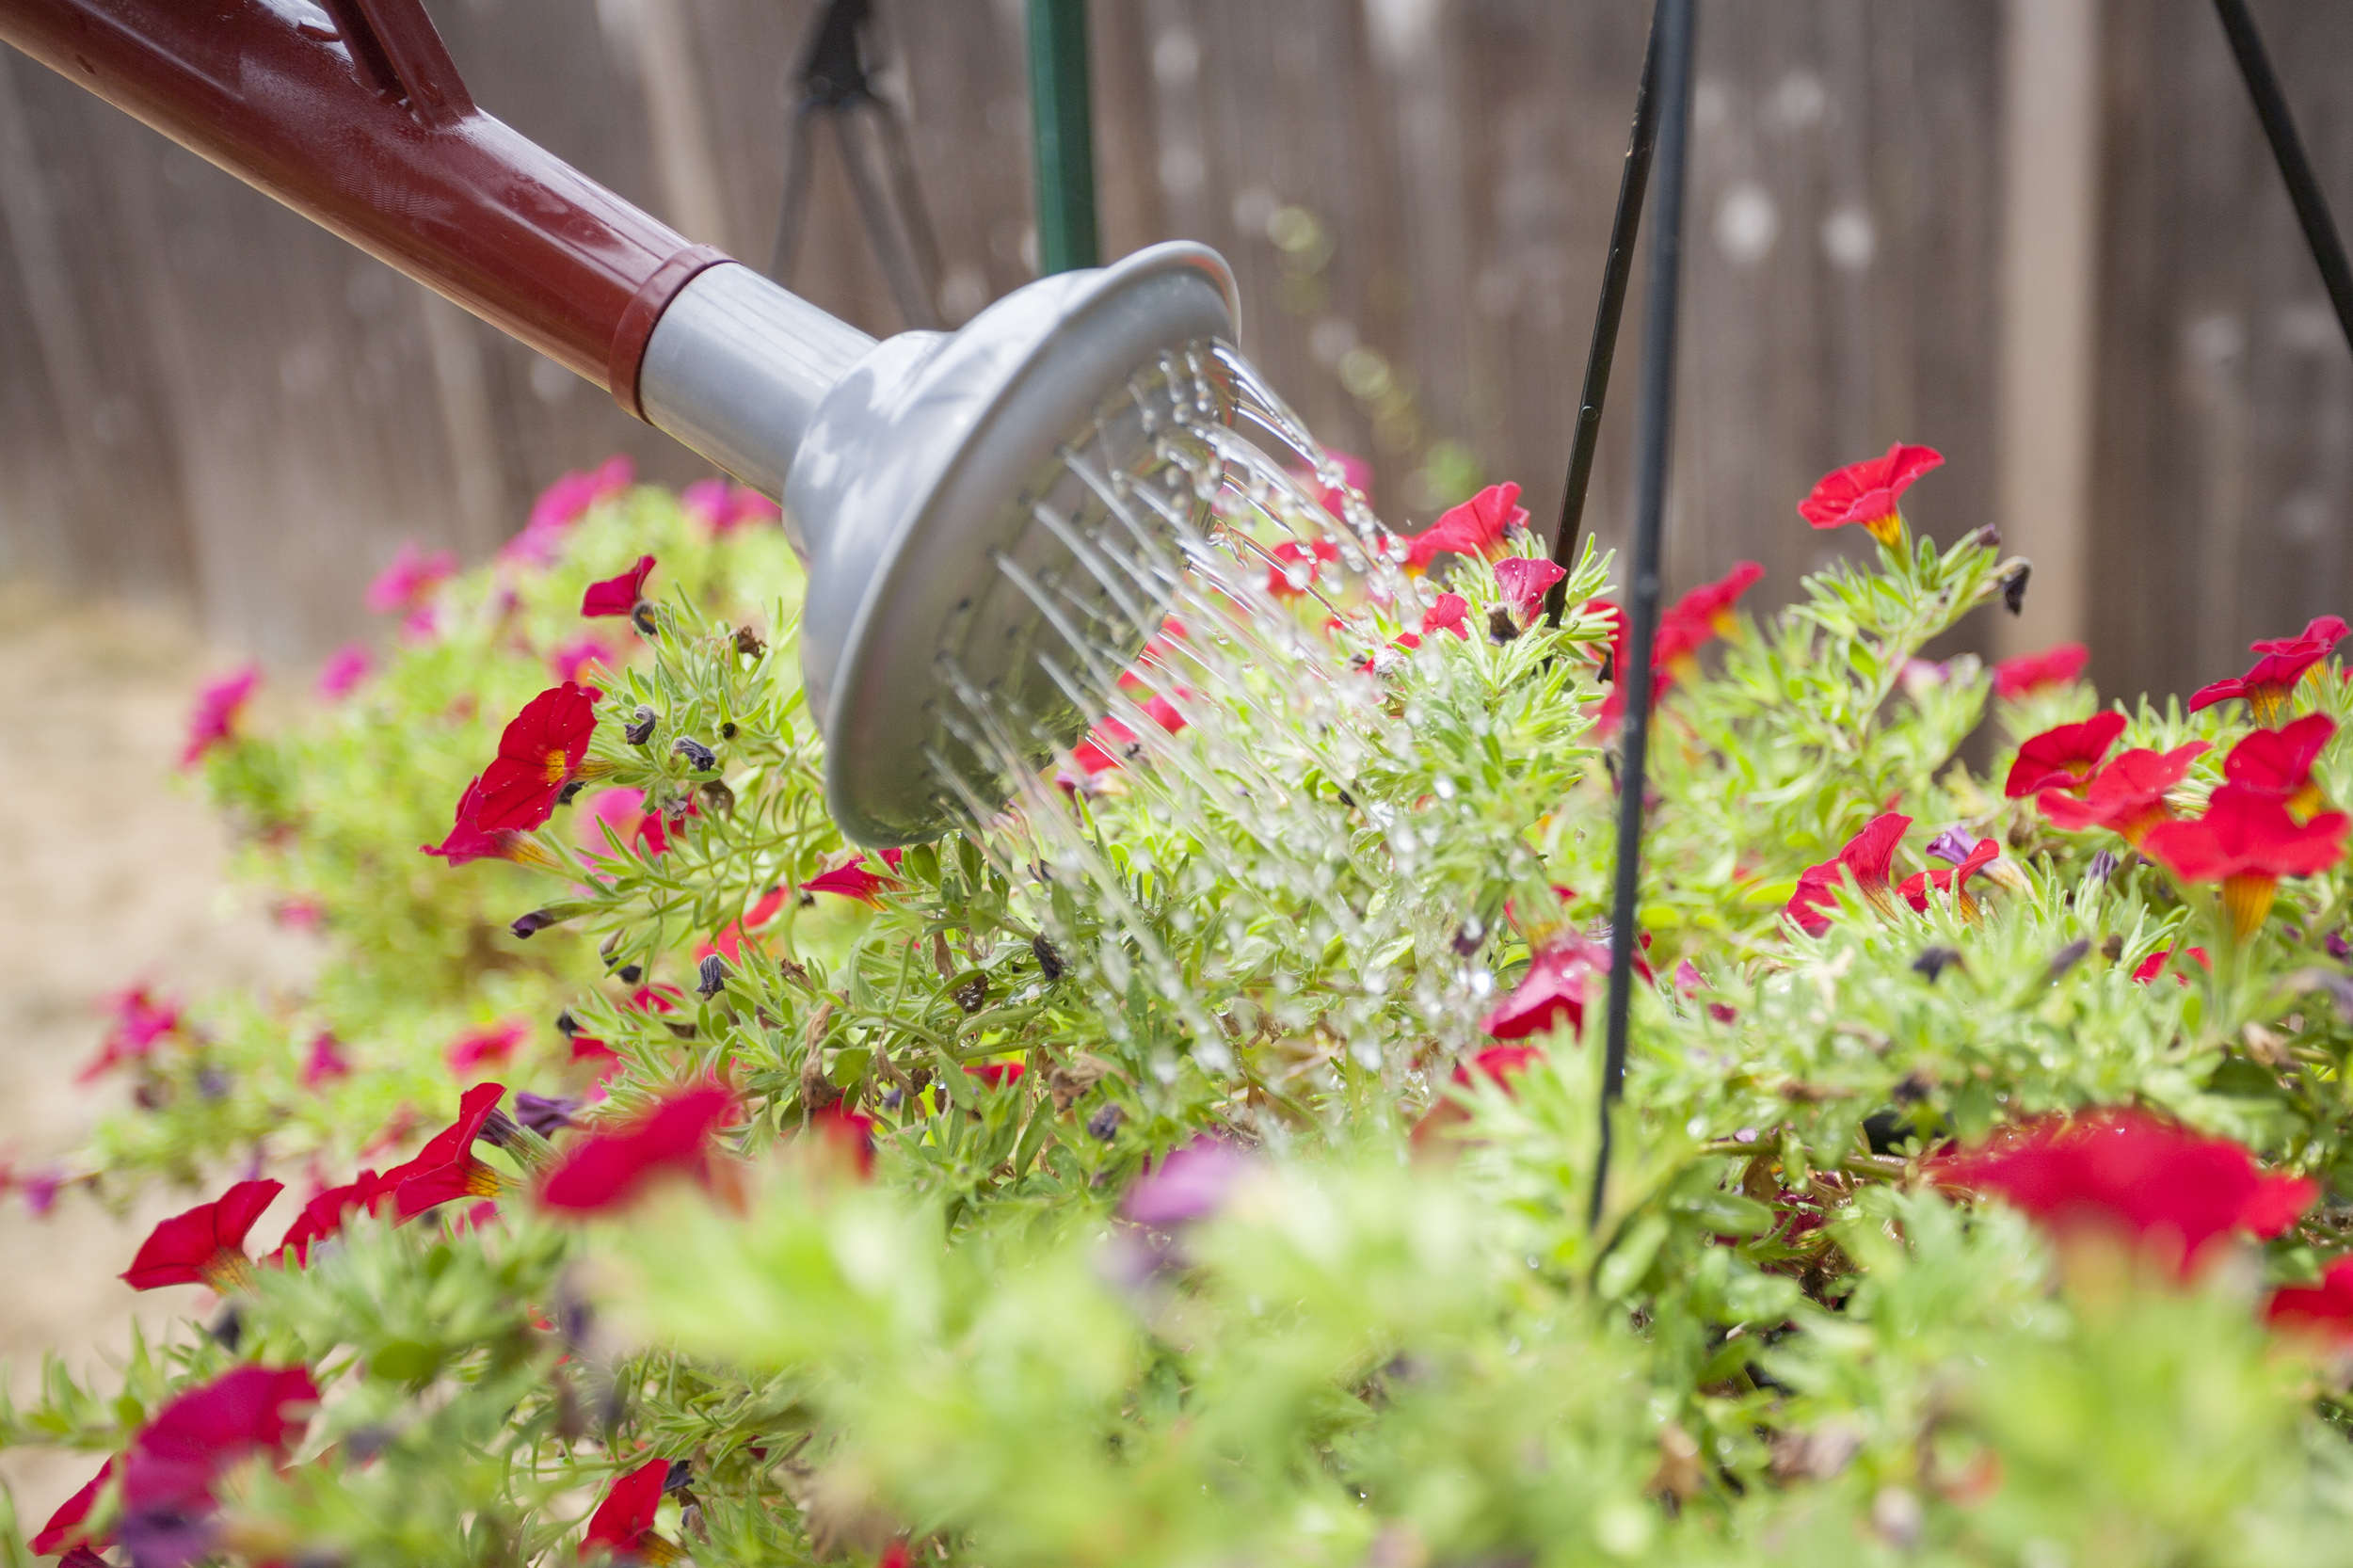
[0,0,1241,843]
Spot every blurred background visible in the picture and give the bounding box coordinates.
[0,0,2345,702]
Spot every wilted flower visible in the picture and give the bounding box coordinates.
[2141,784,2350,939]
[121,1178,282,1292]
[2004,712,2127,798]
[2039,742,2212,845]
[803,848,905,903]
[538,1083,739,1213]
[474,682,601,833]
[671,736,717,772]
[79,984,184,1083]
[363,540,456,616]
[1477,936,1612,1040]
[421,776,568,872]
[2189,615,2349,725]
[1122,1136,1251,1227]
[1899,835,1999,918]
[1798,443,1944,547]
[2222,712,2335,821]
[581,553,658,619]
[1940,1109,2313,1274]
[1785,812,1913,935]
[315,641,374,700]
[581,1456,678,1563]
[1991,642,2089,699]
[180,666,259,768]
[392,1082,510,1220]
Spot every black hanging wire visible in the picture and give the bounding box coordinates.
[1591,0,1696,1231]
[1543,8,1663,626]
[2212,0,2353,360]
[2212,0,2353,355]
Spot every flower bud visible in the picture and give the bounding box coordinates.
[511,909,561,939]
[673,737,717,772]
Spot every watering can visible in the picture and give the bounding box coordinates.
[0,0,1239,844]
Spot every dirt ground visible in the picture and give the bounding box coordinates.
[0,586,319,1532]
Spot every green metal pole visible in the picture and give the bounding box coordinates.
[1026,0,1098,274]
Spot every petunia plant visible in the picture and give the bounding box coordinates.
[13,441,2353,1568]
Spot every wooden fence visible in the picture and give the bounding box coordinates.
[0,0,2343,706]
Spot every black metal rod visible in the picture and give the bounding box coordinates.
[1591,0,1695,1231]
[2214,0,2353,360]
[1545,7,1663,627]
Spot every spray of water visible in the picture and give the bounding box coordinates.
[920,336,1571,1121]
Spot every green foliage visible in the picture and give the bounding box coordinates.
[14,478,2353,1568]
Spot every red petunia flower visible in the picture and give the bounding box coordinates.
[1667,560,1765,639]
[276,1167,400,1265]
[1265,537,1338,600]
[967,1060,1026,1089]
[2189,615,2348,725]
[121,1178,282,1292]
[32,1456,113,1557]
[2039,742,2212,846]
[1477,936,1613,1041]
[1785,812,1913,935]
[120,1364,317,1531]
[422,776,568,872]
[581,554,658,618]
[806,1102,877,1178]
[581,1456,677,1562]
[2141,784,2350,939]
[2004,712,2128,798]
[1940,1109,2314,1275]
[1798,443,1944,548]
[802,848,906,903]
[391,1082,511,1220]
[1396,591,1472,650]
[1900,835,2000,918]
[539,1084,739,1213]
[316,641,374,701]
[711,886,790,964]
[1493,558,1568,624]
[1402,483,1529,571]
[2223,712,2335,821]
[1992,642,2089,700]
[446,1020,527,1076]
[78,984,184,1083]
[1454,1042,1544,1088]
[473,683,602,833]
[2265,1256,2353,1343]
[2130,946,2210,985]
[364,540,456,616]
[1063,696,1189,784]
[180,666,260,768]
[302,1031,352,1089]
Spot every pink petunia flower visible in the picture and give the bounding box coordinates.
[446,1020,528,1077]
[180,666,260,768]
[301,1032,351,1089]
[363,541,456,616]
[1991,643,2089,700]
[1493,558,1568,624]
[79,985,184,1083]
[549,634,623,687]
[316,642,374,701]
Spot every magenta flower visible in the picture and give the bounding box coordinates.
[1122,1136,1251,1227]
[391,1082,510,1220]
[501,456,635,568]
[538,1083,740,1213]
[180,665,259,768]
[118,1364,317,1545]
[78,984,184,1083]
[421,776,567,872]
[446,1020,527,1076]
[301,1032,351,1089]
[1492,557,1568,624]
[315,641,374,701]
[681,477,783,535]
[1477,936,1613,1041]
[582,554,658,618]
[31,1456,112,1557]
[363,540,456,616]
[1785,812,1913,935]
[802,849,905,903]
[549,634,622,686]
[121,1178,282,1292]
